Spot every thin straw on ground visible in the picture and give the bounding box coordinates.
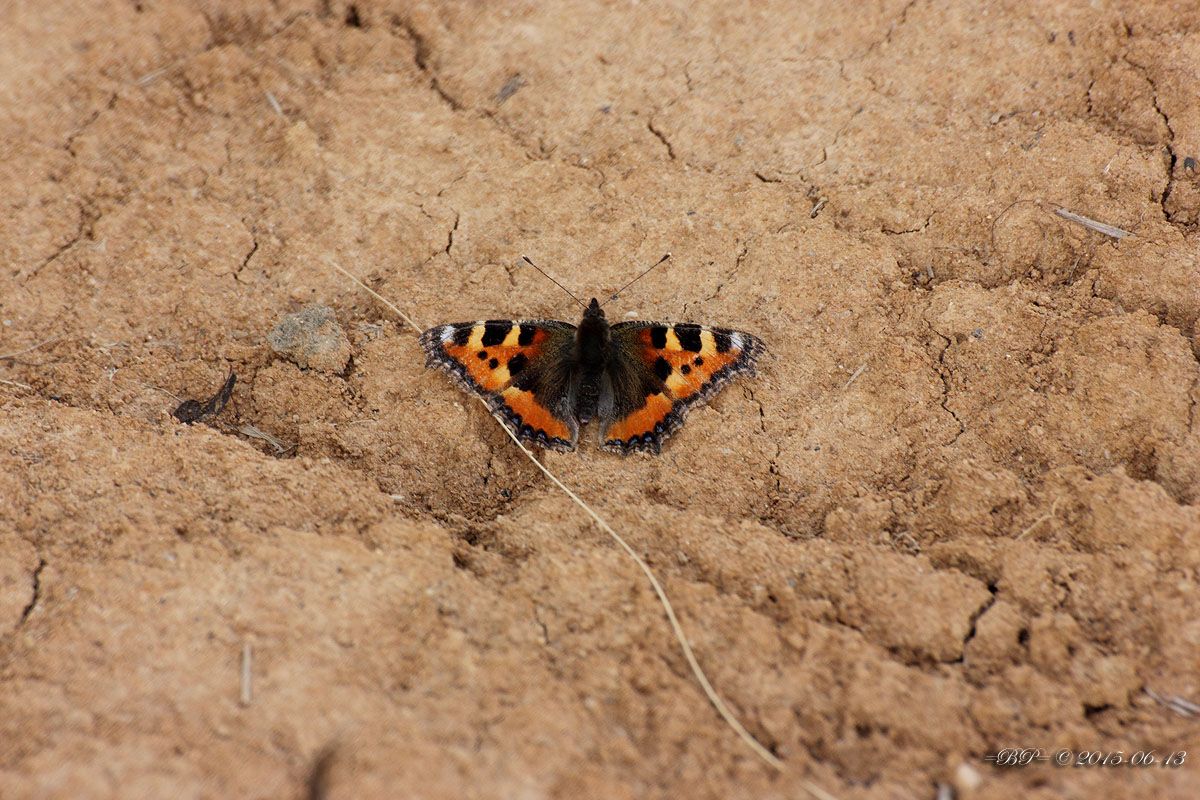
[0,335,61,361]
[330,260,837,795]
[238,424,291,455]
[1053,207,1132,239]
[1015,496,1062,541]
[1145,687,1200,718]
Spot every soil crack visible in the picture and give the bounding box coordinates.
[881,211,935,236]
[386,18,558,163]
[22,203,99,283]
[392,17,464,112]
[236,231,259,280]
[19,558,47,627]
[444,211,460,259]
[859,0,920,59]
[1122,56,1177,223]
[928,324,966,445]
[64,92,117,157]
[647,119,677,161]
[744,385,782,495]
[956,582,997,663]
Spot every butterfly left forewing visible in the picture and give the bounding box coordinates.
[600,321,765,454]
[420,319,580,450]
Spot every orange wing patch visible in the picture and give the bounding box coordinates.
[603,392,673,442]
[638,326,742,400]
[497,387,573,442]
[437,322,548,392]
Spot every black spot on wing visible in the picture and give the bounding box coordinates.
[508,352,528,376]
[511,370,537,391]
[654,356,672,381]
[649,325,668,349]
[713,330,732,353]
[675,324,703,352]
[518,323,537,346]
[477,350,488,360]
[488,358,499,369]
[452,326,472,347]
[481,321,511,347]
[680,363,691,375]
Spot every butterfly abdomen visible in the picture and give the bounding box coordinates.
[574,311,610,424]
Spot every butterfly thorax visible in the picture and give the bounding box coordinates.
[574,298,610,423]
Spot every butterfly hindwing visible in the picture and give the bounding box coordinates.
[600,321,765,454]
[419,319,580,450]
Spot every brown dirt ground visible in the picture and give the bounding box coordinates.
[2,1,1199,798]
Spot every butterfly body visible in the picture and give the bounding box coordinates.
[573,299,611,425]
[420,298,764,455]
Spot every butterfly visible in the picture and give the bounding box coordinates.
[419,258,765,455]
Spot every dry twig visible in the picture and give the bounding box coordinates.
[1053,207,1132,239]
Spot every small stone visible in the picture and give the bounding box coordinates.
[953,762,983,795]
[268,304,351,374]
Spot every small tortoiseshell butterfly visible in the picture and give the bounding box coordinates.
[419,258,764,455]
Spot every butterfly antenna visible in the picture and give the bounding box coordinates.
[520,255,587,309]
[601,252,671,306]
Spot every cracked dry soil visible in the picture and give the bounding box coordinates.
[2,1,1199,798]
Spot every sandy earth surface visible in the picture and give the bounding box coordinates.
[2,1,1199,798]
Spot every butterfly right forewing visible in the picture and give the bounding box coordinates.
[599,321,765,454]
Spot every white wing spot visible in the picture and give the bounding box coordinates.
[730,332,744,350]
[439,326,453,343]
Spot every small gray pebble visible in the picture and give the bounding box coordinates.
[268,304,351,374]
